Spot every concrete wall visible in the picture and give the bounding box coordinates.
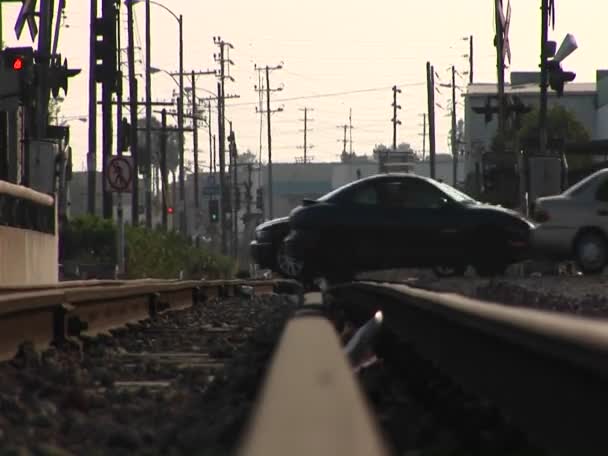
[0,226,58,285]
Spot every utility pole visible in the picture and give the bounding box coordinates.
[391,85,402,151]
[214,37,236,254]
[144,0,152,228]
[469,35,474,84]
[255,63,283,220]
[298,107,314,163]
[229,128,239,259]
[191,71,199,212]
[126,0,139,225]
[539,0,549,156]
[426,62,436,179]
[88,0,97,215]
[451,65,458,186]
[160,109,168,230]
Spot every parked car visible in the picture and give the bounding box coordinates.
[251,173,534,282]
[532,168,608,274]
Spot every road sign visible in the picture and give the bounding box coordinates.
[106,156,133,193]
[202,184,220,196]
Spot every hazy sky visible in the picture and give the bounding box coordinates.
[2,0,607,171]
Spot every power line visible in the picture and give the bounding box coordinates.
[226,82,426,107]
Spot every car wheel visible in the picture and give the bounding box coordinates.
[433,264,466,278]
[574,231,607,275]
[276,243,305,279]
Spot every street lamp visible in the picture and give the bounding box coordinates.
[129,0,185,235]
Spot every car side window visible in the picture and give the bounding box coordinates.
[379,179,447,209]
[348,185,379,205]
[596,179,608,202]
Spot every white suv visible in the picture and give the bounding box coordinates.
[532,168,608,274]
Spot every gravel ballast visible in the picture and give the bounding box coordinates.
[0,292,297,456]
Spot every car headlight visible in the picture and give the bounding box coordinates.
[256,229,273,242]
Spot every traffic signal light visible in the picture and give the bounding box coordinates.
[209,199,219,223]
[120,117,131,151]
[255,188,264,210]
[48,56,81,99]
[167,206,174,215]
[94,0,117,89]
[546,60,575,97]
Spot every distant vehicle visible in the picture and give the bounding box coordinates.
[249,217,299,278]
[251,173,533,282]
[532,168,608,274]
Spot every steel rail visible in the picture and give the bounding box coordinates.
[0,279,278,361]
[328,281,608,456]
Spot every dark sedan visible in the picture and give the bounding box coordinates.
[251,173,534,281]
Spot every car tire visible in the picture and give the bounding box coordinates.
[574,231,607,275]
[276,242,305,279]
[433,264,466,278]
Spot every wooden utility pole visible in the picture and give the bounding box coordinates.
[216,82,227,254]
[426,62,436,179]
[191,71,199,211]
[255,63,283,219]
[469,35,474,84]
[391,85,402,151]
[100,0,115,219]
[207,100,213,174]
[126,0,139,225]
[349,108,354,156]
[495,0,506,141]
[451,65,458,186]
[88,0,97,215]
[419,113,427,160]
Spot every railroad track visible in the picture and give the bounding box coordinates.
[2,277,608,455]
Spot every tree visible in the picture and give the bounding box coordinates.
[516,105,592,170]
[136,116,180,173]
[237,149,257,165]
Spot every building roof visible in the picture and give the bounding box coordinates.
[465,82,597,97]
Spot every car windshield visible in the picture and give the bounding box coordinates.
[563,170,608,197]
[436,181,478,204]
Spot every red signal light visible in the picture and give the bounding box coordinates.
[12,57,24,71]
[167,207,174,214]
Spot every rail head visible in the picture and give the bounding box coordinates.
[238,293,388,456]
[350,281,608,375]
[0,180,54,207]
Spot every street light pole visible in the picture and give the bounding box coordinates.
[177,14,186,236]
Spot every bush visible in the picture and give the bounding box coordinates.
[62,215,235,279]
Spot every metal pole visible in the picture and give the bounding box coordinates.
[303,108,307,163]
[101,0,113,219]
[145,0,152,228]
[116,5,124,275]
[539,0,549,156]
[88,0,97,215]
[265,66,274,219]
[127,0,139,225]
[392,86,397,150]
[177,15,186,236]
[427,62,436,179]
[495,0,506,140]
[160,109,168,230]
[208,100,213,174]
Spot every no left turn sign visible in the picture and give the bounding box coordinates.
[106,156,133,193]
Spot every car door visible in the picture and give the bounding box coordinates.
[375,177,460,268]
[591,177,608,232]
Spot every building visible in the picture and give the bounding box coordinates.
[463,70,608,188]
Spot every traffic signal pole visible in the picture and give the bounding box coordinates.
[101,0,115,219]
[88,0,98,215]
[127,0,139,225]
